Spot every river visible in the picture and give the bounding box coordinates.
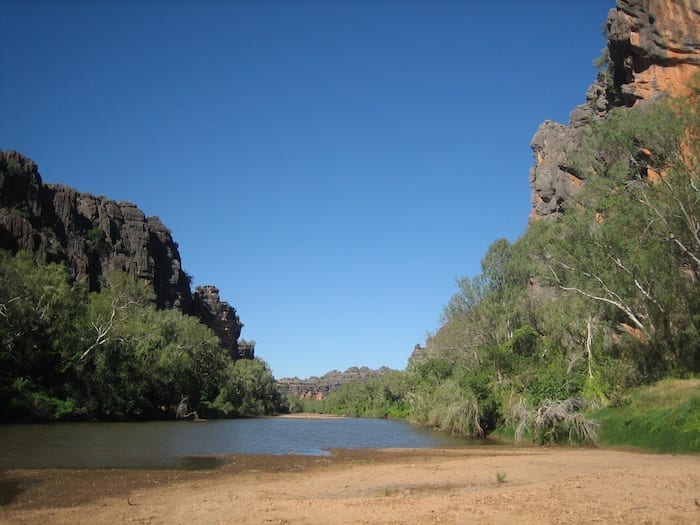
[0,417,490,469]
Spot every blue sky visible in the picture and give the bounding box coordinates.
[1,1,612,379]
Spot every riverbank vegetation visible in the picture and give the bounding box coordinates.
[3,75,698,455]
[592,378,700,453]
[287,80,700,452]
[0,253,285,421]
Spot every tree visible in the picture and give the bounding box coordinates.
[544,89,700,373]
[0,251,284,421]
[208,358,284,417]
[0,251,88,420]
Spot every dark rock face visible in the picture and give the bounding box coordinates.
[0,151,191,308]
[529,0,700,220]
[0,150,250,356]
[192,285,253,359]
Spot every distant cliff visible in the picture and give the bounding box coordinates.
[0,150,252,359]
[529,0,700,220]
[277,366,394,400]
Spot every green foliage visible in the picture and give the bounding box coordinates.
[405,352,486,435]
[207,358,285,417]
[86,227,107,258]
[0,249,281,421]
[251,80,700,453]
[7,377,75,421]
[592,379,700,453]
[581,375,608,408]
[547,90,700,374]
[285,395,325,414]
[593,46,609,70]
[322,371,409,419]
[392,83,700,445]
[5,157,21,176]
[525,360,585,405]
[0,251,88,420]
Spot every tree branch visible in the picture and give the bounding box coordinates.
[549,262,651,339]
[0,296,20,318]
[80,296,138,361]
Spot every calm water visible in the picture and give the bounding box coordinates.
[0,417,488,469]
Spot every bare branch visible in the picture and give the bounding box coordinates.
[80,295,137,361]
[637,181,700,267]
[175,396,200,420]
[0,296,21,318]
[586,314,594,380]
[603,251,664,313]
[549,262,651,339]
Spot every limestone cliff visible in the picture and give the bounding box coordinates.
[0,150,252,358]
[529,0,700,220]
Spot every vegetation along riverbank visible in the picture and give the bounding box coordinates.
[1,0,699,455]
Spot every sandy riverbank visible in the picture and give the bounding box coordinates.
[275,412,349,419]
[1,446,698,524]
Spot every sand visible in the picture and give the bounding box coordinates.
[1,446,698,524]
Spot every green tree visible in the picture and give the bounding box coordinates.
[209,358,284,417]
[544,90,699,374]
[0,251,88,420]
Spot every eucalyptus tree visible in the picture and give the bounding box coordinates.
[542,87,700,374]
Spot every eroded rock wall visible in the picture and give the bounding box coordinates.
[0,150,249,356]
[609,0,700,103]
[0,150,192,309]
[529,0,700,220]
[192,285,252,359]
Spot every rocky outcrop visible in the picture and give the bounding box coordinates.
[608,0,700,104]
[0,150,191,308]
[529,0,700,220]
[192,285,253,359]
[0,150,251,356]
[529,76,610,219]
[277,366,394,400]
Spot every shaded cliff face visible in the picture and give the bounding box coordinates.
[529,0,700,220]
[0,150,249,357]
[0,150,192,309]
[192,285,252,359]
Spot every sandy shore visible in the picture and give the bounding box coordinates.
[275,412,348,419]
[1,446,698,524]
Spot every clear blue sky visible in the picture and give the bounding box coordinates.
[1,0,612,379]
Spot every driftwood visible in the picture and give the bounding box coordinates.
[175,396,201,421]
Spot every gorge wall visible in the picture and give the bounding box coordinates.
[529,0,700,220]
[0,150,252,359]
